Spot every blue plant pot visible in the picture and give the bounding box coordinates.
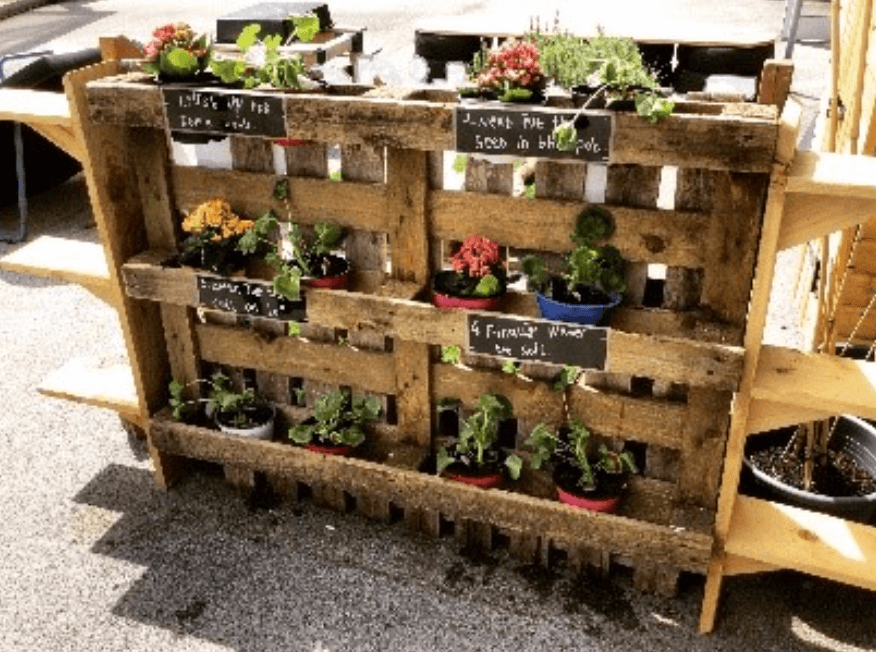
[535,291,622,325]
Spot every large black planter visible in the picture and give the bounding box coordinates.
[744,415,876,524]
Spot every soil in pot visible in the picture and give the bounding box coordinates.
[744,417,876,523]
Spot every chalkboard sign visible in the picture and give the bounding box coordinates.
[455,103,611,161]
[198,275,306,321]
[466,313,607,369]
[163,88,286,138]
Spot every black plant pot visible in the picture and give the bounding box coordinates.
[744,415,876,524]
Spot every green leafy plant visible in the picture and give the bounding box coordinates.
[210,23,311,89]
[142,22,211,79]
[288,388,381,448]
[502,359,522,375]
[550,365,580,392]
[237,179,348,301]
[526,419,637,491]
[452,154,468,174]
[436,393,522,480]
[289,12,320,43]
[169,373,271,429]
[521,206,625,305]
[543,34,674,150]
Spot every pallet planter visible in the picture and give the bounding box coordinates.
[78,64,780,594]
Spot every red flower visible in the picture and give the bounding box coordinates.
[450,235,501,278]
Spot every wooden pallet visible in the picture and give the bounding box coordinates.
[71,63,784,594]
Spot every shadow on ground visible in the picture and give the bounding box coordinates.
[70,463,876,652]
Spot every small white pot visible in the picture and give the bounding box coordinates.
[215,406,276,440]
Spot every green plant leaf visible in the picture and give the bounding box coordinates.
[505,454,523,480]
[550,365,580,391]
[313,389,348,424]
[161,47,201,77]
[291,13,320,43]
[451,154,468,174]
[289,423,314,444]
[553,121,578,152]
[501,359,521,375]
[272,269,301,301]
[337,425,365,447]
[472,273,500,297]
[521,254,549,293]
[287,321,303,337]
[441,346,461,365]
[236,23,262,52]
[274,178,290,200]
[351,395,382,423]
[436,447,453,474]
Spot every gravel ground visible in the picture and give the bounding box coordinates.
[2,1,876,650]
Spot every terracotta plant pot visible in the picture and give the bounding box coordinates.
[305,273,349,290]
[444,468,503,489]
[556,485,620,513]
[431,292,501,311]
[305,442,353,456]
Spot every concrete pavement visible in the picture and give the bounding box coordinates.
[2,2,874,651]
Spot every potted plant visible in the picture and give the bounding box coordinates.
[432,234,506,310]
[435,393,522,488]
[142,22,213,83]
[521,206,624,325]
[526,419,638,513]
[545,34,674,151]
[463,38,545,103]
[237,180,349,300]
[744,416,876,523]
[169,373,275,440]
[288,388,382,455]
[174,198,256,275]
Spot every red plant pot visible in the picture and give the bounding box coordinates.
[431,292,501,311]
[444,470,503,489]
[556,486,620,513]
[305,442,352,456]
[305,273,348,290]
[274,137,316,147]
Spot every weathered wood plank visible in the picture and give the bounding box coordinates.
[196,323,398,395]
[430,191,711,267]
[149,412,714,572]
[171,166,389,231]
[675,388,733,509]
[87,77,777,171]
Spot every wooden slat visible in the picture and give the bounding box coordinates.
[746,398,834,435]
[122,250,199,306]
[611,306,744,344]
[757,59,794,110]
[197,323,398,395]
[434,363,686,448]
[786,150,876,199]
[778,193,876,251]
[751,344,876,422]
[38,355,140,421]
[86,76,779,171]
[430,191,711,266]
[725,496,876,592]
[0,88,72,125]
[0,235,116,305]
[150,412,714,572]
[610,111,777,172]
[171,167,389,232]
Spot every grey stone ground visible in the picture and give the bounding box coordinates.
[2,1,876,651]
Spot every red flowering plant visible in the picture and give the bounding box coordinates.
[465,39,544,102]
[433,234,507,300]
[142,22,212,80]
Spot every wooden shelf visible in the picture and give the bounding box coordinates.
[150,409,715,572]
[38,355,141,423]
[725,495,876,591]
[0,236,116,305]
